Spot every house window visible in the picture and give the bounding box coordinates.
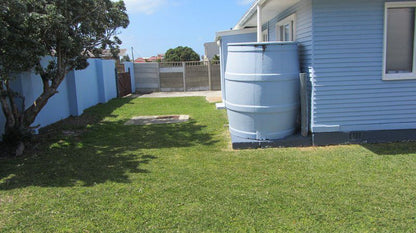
[276,14,296,41]
[383,2,416,80]
[262,29,269,42]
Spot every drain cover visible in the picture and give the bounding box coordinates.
[124,115,189,125]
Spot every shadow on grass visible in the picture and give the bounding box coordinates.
[0,97,217,190]
[362,142,416,155]
[87,118,217,149]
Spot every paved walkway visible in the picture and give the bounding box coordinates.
[132,91,222,103]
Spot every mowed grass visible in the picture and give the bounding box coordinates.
[1,97,416,232]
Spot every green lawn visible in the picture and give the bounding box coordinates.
[1,97,416,232]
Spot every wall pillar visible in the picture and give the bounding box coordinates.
[66,71,80,116]
[95,59,107,103]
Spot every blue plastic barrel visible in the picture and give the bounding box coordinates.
[225,42,300,140]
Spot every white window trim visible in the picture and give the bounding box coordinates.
[383,1,416,80]
[275,14,296,42]
[262,28,269,42]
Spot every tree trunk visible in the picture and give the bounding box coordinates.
[1,71,66,156]
[23,88,58,127]
[0,80,27,156]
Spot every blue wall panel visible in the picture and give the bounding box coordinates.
[0,58,117,139]
[311,0,416,132]
[95,59,106,103]
[32,74,72,132]
[14,57,73,133]
[102,60,117,101]
[73,59,100,115]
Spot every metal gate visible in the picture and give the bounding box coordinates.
[116,65,132,97]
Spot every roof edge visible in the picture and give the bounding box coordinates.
[233,0,268,30]
[215,28,257,41]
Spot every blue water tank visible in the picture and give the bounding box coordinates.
[225,42,300,140]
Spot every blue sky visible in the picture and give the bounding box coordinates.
[118,0,254,59]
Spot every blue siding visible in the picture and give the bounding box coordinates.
[311,0,416,132]
[261,0,416,133]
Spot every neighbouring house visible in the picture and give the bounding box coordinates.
[135,54,165,63]
[203,42,220,61]
[216,0,416,146]
[134,57,147,63]
[148,54,165,62]
[101,49,128,59]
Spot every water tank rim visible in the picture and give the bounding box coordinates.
[225,101,299,113]
[225,72,300,82]
[228,41,298,46]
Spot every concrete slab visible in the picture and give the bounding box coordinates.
[125,115,189,126]
[206,96,222,103]
[216,102,225,109]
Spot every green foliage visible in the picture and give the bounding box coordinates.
[1,0,129,79]
[0,0,43,79]
[0,0,129,152]
[164,46,200,62]
[121,55,131,63]
[212,54,220,62]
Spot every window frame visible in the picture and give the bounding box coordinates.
[276,14,296,42]
[262,28,269,42]
[383,1,416,80]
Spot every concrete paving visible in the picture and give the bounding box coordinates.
[125,115,190,126]
[132,91,222,103]
[133,91,221,98]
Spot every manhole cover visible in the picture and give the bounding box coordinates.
[124,115,189,125]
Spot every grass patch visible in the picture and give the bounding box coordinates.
[1,97,416,232]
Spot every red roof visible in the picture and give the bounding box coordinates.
[134,54,164,63]
[134,58,146,63]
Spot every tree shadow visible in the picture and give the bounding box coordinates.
[0,97,217,190]
[38,97,137,132]
[0,150,157,190]
[361,142,416,155]
[86,119,218,149]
